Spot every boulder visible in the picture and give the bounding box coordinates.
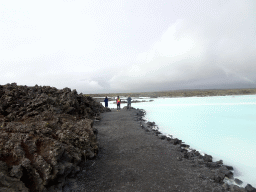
[245,184,256,192]
[203,154,213,162]
[218,166,233,179]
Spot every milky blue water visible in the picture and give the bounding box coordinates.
[102,95,256,187]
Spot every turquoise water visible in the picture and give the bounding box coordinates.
[131,95,256,187]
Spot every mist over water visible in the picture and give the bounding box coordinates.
[103,95,256,187]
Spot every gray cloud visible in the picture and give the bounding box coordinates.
[1,0,256,93]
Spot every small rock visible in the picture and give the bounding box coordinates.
[158,134,166,140]
[234,178,243,185]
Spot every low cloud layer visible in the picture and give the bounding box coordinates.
[110,1,256,92]
[1,0,256,93]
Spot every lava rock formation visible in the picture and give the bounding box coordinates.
[0,83,105,191]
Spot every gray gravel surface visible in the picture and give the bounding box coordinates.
[63,109,227,192]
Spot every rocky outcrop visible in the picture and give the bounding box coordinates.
[0,83,106,191]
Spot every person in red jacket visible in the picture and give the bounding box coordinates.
[116,96,121,111]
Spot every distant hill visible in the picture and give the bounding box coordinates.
[86,88,256,98]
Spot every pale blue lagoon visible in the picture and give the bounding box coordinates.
[104,95,256,187]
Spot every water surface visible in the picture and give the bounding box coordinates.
[132,95,256,187]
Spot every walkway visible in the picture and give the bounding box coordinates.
[64,109,224,192]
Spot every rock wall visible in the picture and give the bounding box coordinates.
[0,83,105,191]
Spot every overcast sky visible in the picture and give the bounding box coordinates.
[1,0,256,93]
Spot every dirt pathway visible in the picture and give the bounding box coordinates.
[63,109,226,192]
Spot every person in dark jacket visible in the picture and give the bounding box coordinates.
[127,95,132,110]
[104,96,108,107]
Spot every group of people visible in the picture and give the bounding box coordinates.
[104,96,132,111]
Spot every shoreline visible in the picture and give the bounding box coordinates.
[135,107,256,191]
[99,95,256,189]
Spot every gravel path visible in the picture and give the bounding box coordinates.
[63,108,227,192]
